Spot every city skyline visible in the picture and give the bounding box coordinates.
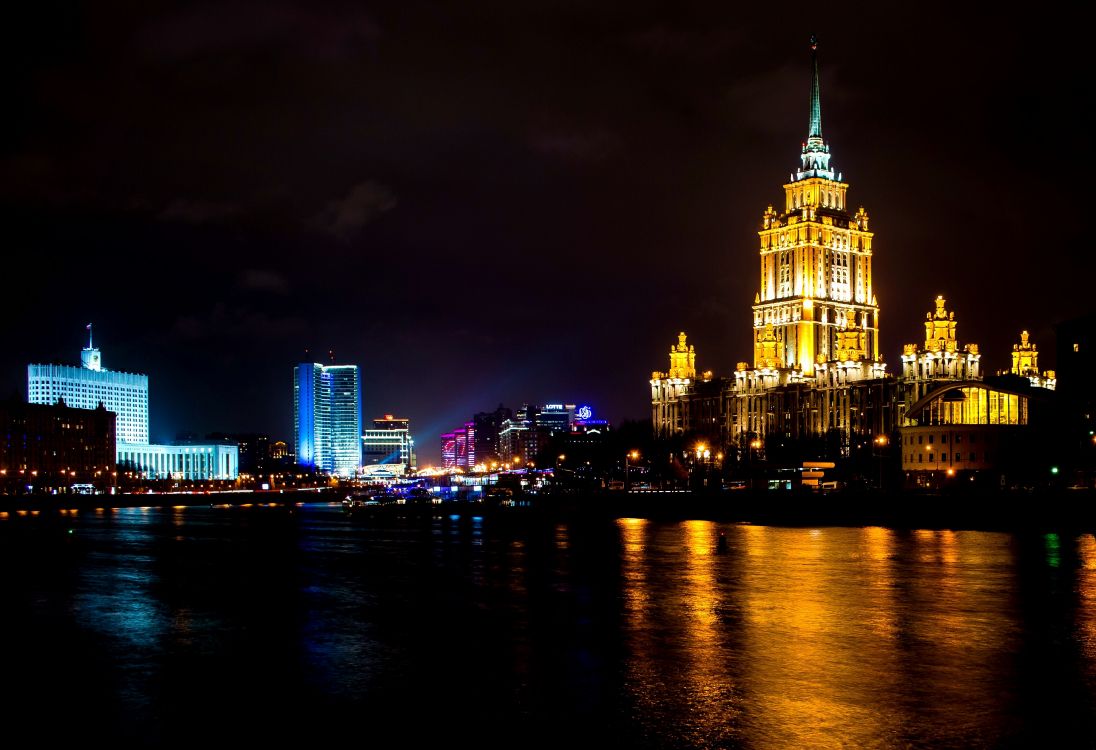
[3,5,1094,455]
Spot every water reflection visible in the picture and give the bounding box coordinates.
[5,504,1096,745]
[618,523,1043,748]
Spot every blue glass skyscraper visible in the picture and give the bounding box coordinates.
[293,363,362,476]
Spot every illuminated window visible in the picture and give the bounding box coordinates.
[1075,343,1080,352]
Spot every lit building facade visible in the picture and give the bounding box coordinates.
[0,399,116,492]
[1007,330,1056,390]
[117,442,239,481]
[473,405,512,465]
[293,362,363,476]
[363,415,415,473]
[28,329,148,445]
[651,39,891,456]
[649,39,1065,474]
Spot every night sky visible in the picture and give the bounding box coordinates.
[4,2,1094,461]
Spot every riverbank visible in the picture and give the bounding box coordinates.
[3,486,1095,531]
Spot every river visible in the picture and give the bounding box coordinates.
[2,502,1094,747]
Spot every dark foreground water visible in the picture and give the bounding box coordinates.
[3,503,1096,748]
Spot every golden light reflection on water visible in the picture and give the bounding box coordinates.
[1076,535,1096,661]
[618,523,1027,749]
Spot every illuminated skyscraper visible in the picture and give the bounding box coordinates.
[651,37,892,455]
[293,362,362,476]
[752,35,880,373]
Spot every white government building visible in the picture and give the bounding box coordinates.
[27,328,238,480]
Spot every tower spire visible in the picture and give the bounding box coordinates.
[795,34,834,181]
[808,34,822,142]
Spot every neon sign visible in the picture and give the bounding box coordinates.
[576,405,593,421]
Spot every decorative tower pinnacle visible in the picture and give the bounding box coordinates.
[808,34,822,142]
[667,332,697,379]
[797,35,834,181]
[1011,330,1039,376]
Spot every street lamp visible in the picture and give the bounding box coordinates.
[625,450,639,491]
[873,435,889,491]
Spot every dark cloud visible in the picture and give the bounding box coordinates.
[529,128,619,162]
[316,180,396,239]
[173,304,308,342]
[159,198,239,224]
[2,2,1093,459]
[239,269,290,294]
[137,2,380,62]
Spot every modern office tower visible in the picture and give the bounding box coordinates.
[473,405,512,465]
[441,431,457,467]
[462,421,475,467]
[363,415,416,473]
[27,326,149,444]
[293,362,362,476]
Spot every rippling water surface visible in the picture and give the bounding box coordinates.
[3,503,1095,747]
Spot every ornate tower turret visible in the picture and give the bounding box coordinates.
[1010,330,1057,390]
[1011,330,1038,376]
[650,332,702,438]
[667,332,696,379]
[752,36,880,374]
[900,295,982,415]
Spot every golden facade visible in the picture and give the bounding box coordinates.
[649,39,1055,463]
[1009,330,1056,390]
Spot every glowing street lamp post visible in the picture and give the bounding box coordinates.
[695,444,710,489]
[873,435,889,491]
[625,450,639,492]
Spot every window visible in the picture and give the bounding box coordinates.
[928,435,934,444]
[955,453,961,462]
[970,452,976,462]
[941,434,948,444]
[918,435,923,445]
[918,453,923,462]
[955,434,962,444]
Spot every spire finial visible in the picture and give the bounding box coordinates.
[794,34,834,181]
[808,34,822,141]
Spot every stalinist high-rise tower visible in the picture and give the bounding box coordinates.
[752,35,879,374]
[652,37,891,452]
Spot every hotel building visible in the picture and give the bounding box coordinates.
[363,415,416,474]
[651,38,891,455]
[649,39,1058,478]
